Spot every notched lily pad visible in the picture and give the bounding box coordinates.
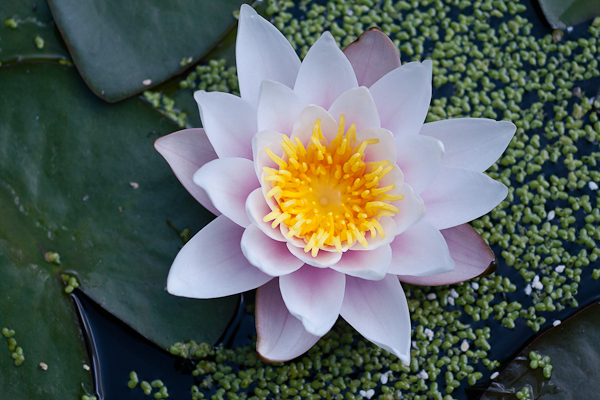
[538,0,600,29]
[47,0,247,101]
[0,63,239,368]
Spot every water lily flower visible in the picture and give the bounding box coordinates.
[155,5,515,364]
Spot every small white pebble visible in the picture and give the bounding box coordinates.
[130,182,139,189]
[424,328,434,341]
[472,282,479,290]
[547,210,555,220]
[460,340,469,352]
[83,364,90,371]
[533,275,540,283]
[143,79,152,85]
[525,284,532,296]
[589,97,595,105]
[418,370,429,380]
[555,265,565,273]
[450,289,459,298]
[380,371,391,384]
[39,362,48,371]
[567,26,573,32]
[589,182,599,190]
[532,280,543,290]
[448,297,455,306]
[490,371,499,380]
[553,320,561,326]
[426,293,436,300]
[359,389,375,399]
[412,341,418,349]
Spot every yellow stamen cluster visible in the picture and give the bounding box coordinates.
[263,115,403,257]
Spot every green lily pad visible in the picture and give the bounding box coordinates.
[538,0,600,29]
[47,0,247,102]
[0,0,70,64]
[0,62,239,385]
[482,302,600,399]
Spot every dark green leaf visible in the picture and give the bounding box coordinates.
[0,63,238,376]
[538,0,600,29]
[47,0,247,102]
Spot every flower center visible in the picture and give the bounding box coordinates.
[262,115,403,257]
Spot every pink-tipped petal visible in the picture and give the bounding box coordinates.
[388,220,454,276]
[291,105,339,143]
[370,60,432,137]
[193,158,258,227]
[154,129,220,215]
[420,118,516,173]
[257,80,306,135]
[246,188,286,242]
[294,32,359,109]
[328,87,380,131]
[340,275,411,366]
[286,242,342,267]
[256,279,321,362]
[280,266,345,336]
[398,223,496,285]
[392,183,426,235]
[194,91,257,159]
[241,224,304,276]
[395,134,444,194]
[421,166,508,230]
[237,5,301,107]
[167,215,272,298]
[331,244,392,280]
[343,28,401,88]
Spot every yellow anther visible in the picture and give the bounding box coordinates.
[265,147,287,168]
[271,212,290,228]
[266,186,283,199]
[263,209,282,222]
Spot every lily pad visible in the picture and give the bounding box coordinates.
[538,0,600,29]
[0,62,239,379]
[0,0,70,64]
[482,302,600,399]
[47,0,247,101]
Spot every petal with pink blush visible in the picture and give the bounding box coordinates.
[420,118,516,173]
[194,91,257,159]
[328,87,380,132]
[387,220,454,276]
[167,215,273,298]
[398,223,496,285]
[394,134,444,194]
[369,60,432,137]
[391,183,426,235]
[154,128,220,215]
[236,5,301,107]
[256,279,321,362]
[193,158,258,228]
[343,28,401,88]
[246,188,286,242]
[280,267,345,336]
[421,166,508,230]
[340,275,411,365]
[294,32,359,109]
[241,224,304,276]
[331,244,391,280]
[286,242,342,267]
[291,105,339,143]
[257,80,306,135]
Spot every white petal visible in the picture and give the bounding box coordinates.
[331,244,392,280]
[154,128,220,215]
[395,134,444,194]
[391,183,426,234]
[236,5,301,107]
[241,224,304,276]
[280,266,345,336]
[421,166,508,230]
[246,188,286,242]
[355,127,397,165]
[369,60,432,137]
[328,87,380,131]
[349,217,397,251]
[194,91,257,159]
[257,80,306,135]
[193,158,258,227]
[388,219,455,276]
[290,105,340,144]
[286,242,342,267]
[294,32,358,109]
[252,129,284,177]
[256,279,321,362]
[340,275,411,366]
[167,215,272,298]
[419,118,516,172]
